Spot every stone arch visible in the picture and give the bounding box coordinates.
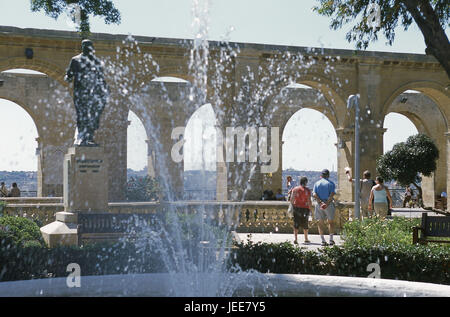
[382,90,448,206]
[382,81,450,128]
[0,95,43,138]
[126,109,149,173]
[0,96,40,139]
[282,107,338,165]
[266,73,347,128]
[0,58,68,87]
[153,71,193,84]
[0,97,40,194]
[183,103,217,200]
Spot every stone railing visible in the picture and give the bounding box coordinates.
[1,198,355,234]
[235,201,354,234]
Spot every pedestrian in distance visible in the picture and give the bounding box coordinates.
[312,169,336,246]
[403,185,413,208]
[368,176,393,219]
[289,176,312,245]
[0,182,8,197]
[8,183,20,197]
[346,168,376,219]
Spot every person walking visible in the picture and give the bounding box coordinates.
[403,185,413,208]
[9,183,20,197]
[289,177,312,245]
[346,169,376,219]
[368,177,393,219]
[0,182,8,197]
[286,175,297,192]
[313,169,336,246]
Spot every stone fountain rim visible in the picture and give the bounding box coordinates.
[0,273,449,297]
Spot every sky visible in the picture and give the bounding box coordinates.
[0,0,431,172]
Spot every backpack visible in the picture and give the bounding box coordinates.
[291,186,310,208]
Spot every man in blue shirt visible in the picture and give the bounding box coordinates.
[313,169,336,246]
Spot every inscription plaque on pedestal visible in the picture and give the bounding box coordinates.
[64,146,109,212]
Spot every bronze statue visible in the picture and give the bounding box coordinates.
[65,39,109,146]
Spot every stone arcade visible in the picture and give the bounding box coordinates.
[0,26,448,207]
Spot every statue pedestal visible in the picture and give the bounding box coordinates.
[64,146,109,212]
[40,146,109,247]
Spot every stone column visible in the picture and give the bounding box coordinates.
[335,126,386,202]
[421,174,435,208]
[36,137,71,197]
[359,126,386,177]
[36,137,43,197]
[215,126,228,201]
[96,111,128,202]
[145,140,156,178]
[335,128,354,202]
[446,132,450,209]
[151,118,184,200]
[263,128,283,197]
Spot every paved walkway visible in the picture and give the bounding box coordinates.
[233,208,443,251]
[235,233,343,251]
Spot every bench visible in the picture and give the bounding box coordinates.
[77,212,159,244]
[412,212,450,244]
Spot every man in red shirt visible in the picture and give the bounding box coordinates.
[288,176,312,244]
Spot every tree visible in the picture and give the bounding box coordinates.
[314,0,450,78]
[30,0,121,38]
[376,133,439,207]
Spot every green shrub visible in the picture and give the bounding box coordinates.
[0,201,6,214]
[342,216,450,249]
[230,240,329,275]
[0,216,45,247]
[229,239,450,285]
[126,176,161,201]
[0,241,167,282]
[322,244,449,284]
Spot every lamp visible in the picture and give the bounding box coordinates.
[347,94,361,220]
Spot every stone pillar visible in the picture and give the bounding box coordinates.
[216,127,228,201]
[36,137,70,197]
[263,129,283,197]
[446,132,450,209]
[335,128,354,202]
[359,127,386,178]
[335,126,386,202]
[152,119,184,200]
[421,174,435,208]
[96,112,128,202]
[36,137,43,197]
[145,140,156,178]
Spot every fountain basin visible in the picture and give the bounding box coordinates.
[0,273,449,297]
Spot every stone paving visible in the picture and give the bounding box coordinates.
[236,233,343,251]
[235,208,447,251]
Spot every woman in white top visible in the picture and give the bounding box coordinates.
[368,176,393,219]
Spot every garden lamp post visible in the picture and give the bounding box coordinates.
[347,94,361,220]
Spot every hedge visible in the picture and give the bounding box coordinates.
[0,241,166,281]
[0,215,448,285]
[0,216,45,247]
[229,241,450,285]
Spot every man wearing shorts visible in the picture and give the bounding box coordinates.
[313,169,336,246]
[289,176,312,245]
